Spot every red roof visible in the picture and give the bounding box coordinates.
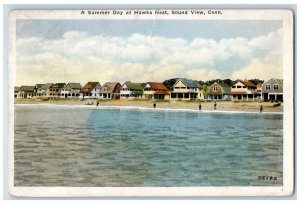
[241,80,256,88]
[154,90,169,95]
[231,91,259,95]
[148,82,168,91]
[231,91,247,95]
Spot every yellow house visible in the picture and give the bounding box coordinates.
[143,82,170,99]
[171,78,201,100]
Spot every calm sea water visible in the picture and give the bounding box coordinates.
[14,105,283,187]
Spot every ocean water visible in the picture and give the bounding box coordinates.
[14,105,283,187]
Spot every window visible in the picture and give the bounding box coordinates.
[232,86,236,88]
[266,84,271,90]
[243,86,246,88]
[213,86,218,92]
[273,84,279,90]
[237,86,242,88]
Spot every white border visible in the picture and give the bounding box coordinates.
[8,9,294,197]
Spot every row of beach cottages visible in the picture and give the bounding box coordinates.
[14,78,283,102]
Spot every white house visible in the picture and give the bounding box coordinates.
[34,83,53,98]
[19,86,35,99]
[80,82,101,99]
[60,83,82,98]
[120,82,145,99]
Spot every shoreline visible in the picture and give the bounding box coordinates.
[14,99,283,115]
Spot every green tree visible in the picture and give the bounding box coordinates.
[163,78,179,90]
[249,79,264,85]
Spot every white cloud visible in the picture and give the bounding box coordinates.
[186,69,224,81]
[231,58,282,81]
[16,28,283,86]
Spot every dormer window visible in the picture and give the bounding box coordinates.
[266,84,271,90]
[213,86,218,92]
[273,84,279,90]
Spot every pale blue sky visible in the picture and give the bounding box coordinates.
[17,20,282,40]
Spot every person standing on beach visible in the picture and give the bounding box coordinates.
[96,101,99,107]
[260,105,263,113]
[199,103,202,111]
[214,102,217,110]
[153,101,156,109]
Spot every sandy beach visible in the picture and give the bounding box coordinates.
[14,98,283,113]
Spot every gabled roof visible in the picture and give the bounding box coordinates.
[67,83,82,89]
[50,83,66,89]
[81,82,100,93]
[99,82,121,93]
[242,80,256,88]
[220,83,231,94]
[35,83,53,90]
[275,79,283,87]
[20,86,35,92]
[208,82,231,94]
[14,87,20,92]
[263,78,283,87]
[146,82,168,91]
[234,80,256,88]
[124,82,145,91]
[217,82,230,89]
[174,78,200,88]
[35,84,45,89]
[44,83,53,90]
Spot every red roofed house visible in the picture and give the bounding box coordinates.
[231,80,259,101]
[143,82,170,99]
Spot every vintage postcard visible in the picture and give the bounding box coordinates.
[8,9,294,197]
